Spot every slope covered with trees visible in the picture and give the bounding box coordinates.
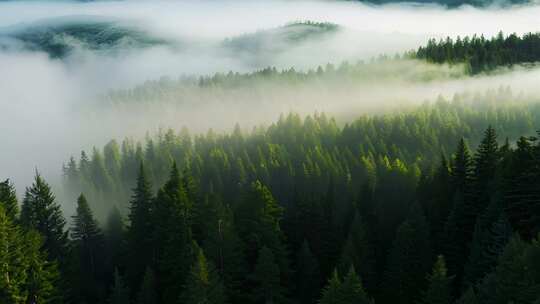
[415,32,540,74]
[4,95,540,303]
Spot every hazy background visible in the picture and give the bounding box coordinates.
[2,0,540,197]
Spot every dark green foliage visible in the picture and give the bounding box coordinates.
[295,240,321,304]
[319,267,373,304]
[69,194,106,303]
[382,202,432,304]
[109,269,130,304]
[416,32,540,74]
[127,163,155,292]
[153,163,194,303]
[0,179,19,221]
[136,267,157,304]
[20,173,69,265]
[418,255,453,304]
[253,246,283,304]
[180,246,226,304]
[337,212,376,294]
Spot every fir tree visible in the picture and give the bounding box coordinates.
[180,245,226,304]
[20,173,68,265]
[418,255,453,304]
[70,194,106,303]
[0,179,18,221]
[253,246,283,304]
[127,163,155,291]
[295,240,321,304]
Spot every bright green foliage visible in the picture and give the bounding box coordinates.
[418,255,452,304]
[0,205,61,304]
[0,179,19,221]
[180,246,226,304]
[20,173,69,265]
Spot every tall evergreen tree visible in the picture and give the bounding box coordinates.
[127,163,155,291]
[418,255,453,304]
[295,240,321,304]
[253,246,283,304]
[382,203,432,304]
[70,194,106,303]
[154,162,194,303]
[0,179,18,221]
[180,245,226,304]
[20,173,69,265]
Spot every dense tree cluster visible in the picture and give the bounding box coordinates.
[416,32,540,73]
[3,97,540,303]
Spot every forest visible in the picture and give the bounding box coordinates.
[2,95,540,303]
[2,1,540,304]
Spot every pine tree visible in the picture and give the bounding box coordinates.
[180,245,226,304]
[319,269,342,304]
[0,179,18,221]
[70,194,106,303]
[127,163,155,291]
[109,269,129,304]
[20,172,69,265]
[296,240,321,304]
[253,246,283,304]
[136,267,157,304]
[0,205,24,303]
[418,255,452,304]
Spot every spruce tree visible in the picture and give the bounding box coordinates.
[0,179,18,221]
[253,246,283,304]
[180,245,226,304]
[319,269,342,304]
[418,255,452,304]
[154,162,194,303]
[295,240,321,304]
[20,172,68,265]
[70,194,106,303]
[127,163,155,291]
[337,212,376,293]
[382,203,432,304]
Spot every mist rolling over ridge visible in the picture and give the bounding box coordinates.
[2,0,540,196]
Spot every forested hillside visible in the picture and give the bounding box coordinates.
[2,96,540,303]
[415,32,540,74]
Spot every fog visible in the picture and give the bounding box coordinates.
[2,0,540,200]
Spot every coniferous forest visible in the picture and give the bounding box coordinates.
[2,1,540,304]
